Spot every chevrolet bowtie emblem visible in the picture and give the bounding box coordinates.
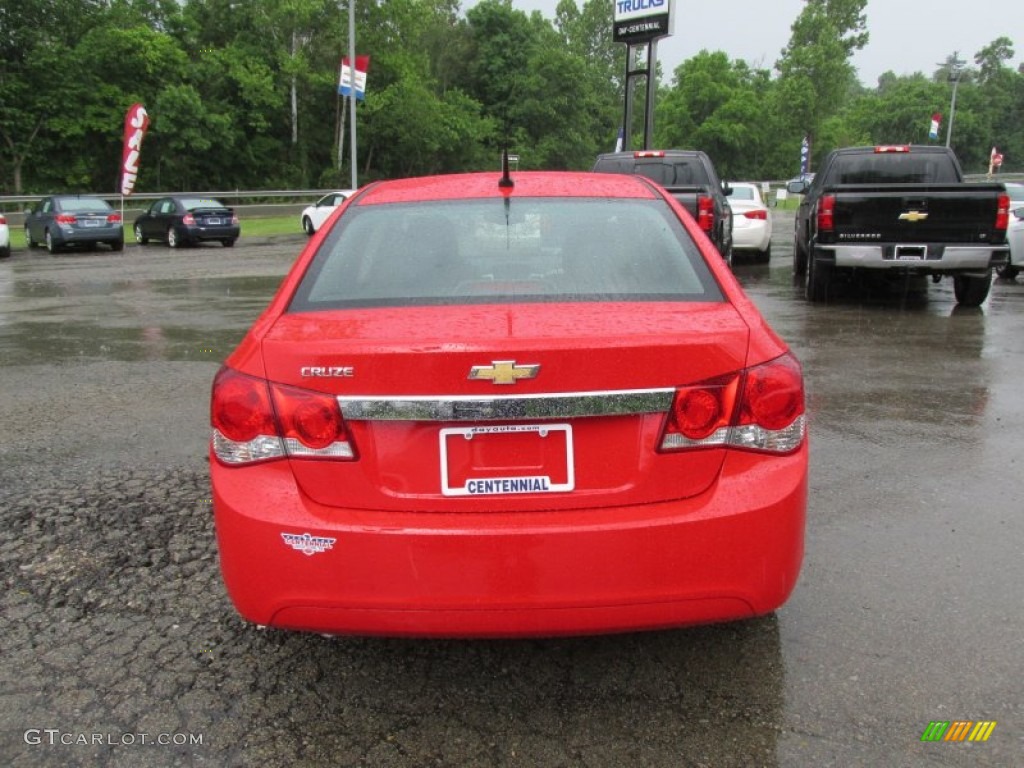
[899,210,929,222]
[468,360,540,385]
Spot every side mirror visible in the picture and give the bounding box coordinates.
[787,180,807,195]
[721,182,733,196]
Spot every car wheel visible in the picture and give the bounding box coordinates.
[45,229,61,254]
[953,272,992,307]
[302,216,315,236]
[167,227,180,248]
[996,263,1018,280]
[111,239,124,252]
[25,226,38,248]
[805,255,832,302]
[756,244,772,264]
[134,223,148,245]
[0,245,9,259]
[222,239,236,247]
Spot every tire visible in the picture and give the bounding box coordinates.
[302,216,315,236]
[134,223,148,245]
[222,239,236,247]
[167,226,180,248]
[953,272,992,307]
[110,239,124,252]
[805,255,833,302]
[45,229,61,254]
[755,244,771,264]
[25,226,38,248]
[996,263,1019,280]
[0,245,9,259]
[793,236,808,276]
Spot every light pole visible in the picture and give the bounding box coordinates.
[944,53,966,148]
[348,0,358,190]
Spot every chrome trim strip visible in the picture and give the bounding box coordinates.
[338,388,675,422]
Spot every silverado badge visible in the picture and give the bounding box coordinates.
[898,210,929,223]
[468,360,540,385]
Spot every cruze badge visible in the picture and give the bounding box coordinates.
[301,366,354,378]
[899,210,929,223]
[281,532,336,556]
[468,360,540,385]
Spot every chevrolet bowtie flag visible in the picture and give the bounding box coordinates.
[339,55,370,100]
[120,103,149,196]
[929,113,941,140]
[989,146,1003,176]
[800,136,810,176]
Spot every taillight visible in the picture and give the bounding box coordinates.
[995,193,1010,231]
[743,210,768,220]
[874,145,910,153]
[231,214,239,225]
[55,214,77,224]
[660,353,806,454]
[697,195,714,232]
[817,194,835,232]
[270,383,354,458]
[0,215,6,225]
[210,367,355,465]
[634,150,665,158]
[107,213,122,224]
[182,214,195,225]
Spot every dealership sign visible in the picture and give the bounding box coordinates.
[613,0,675,44]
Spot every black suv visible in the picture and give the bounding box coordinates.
[593,150,733,264]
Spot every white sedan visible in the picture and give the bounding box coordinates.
[300,190,355,235]
[727,182,772,262]
[0,212,9,258]
[997,182,1024,280]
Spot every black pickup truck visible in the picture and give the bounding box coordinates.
[788,145,1010,306]
[593,150,734,265]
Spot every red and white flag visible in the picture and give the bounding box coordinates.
[120,104,150,196]
[338,55,370,100]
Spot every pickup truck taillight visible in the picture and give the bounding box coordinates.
[995,193,1010,231]
[211,367,357,465]
[817,194,835,232]
[697,195,714,233]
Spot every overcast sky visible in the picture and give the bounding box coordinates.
[462,0,1022,86]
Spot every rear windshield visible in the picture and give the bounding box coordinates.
[56,198,112,213]
[178,198,227,211]
[826,153,960,184]
[593,157,711,188]
[288,198,722,311]
[729,186,757,201]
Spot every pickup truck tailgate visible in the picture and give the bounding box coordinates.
[827,184,1005,244]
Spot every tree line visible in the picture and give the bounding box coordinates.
[1,0,1020,196]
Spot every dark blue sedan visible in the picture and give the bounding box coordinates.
[133,196,240,248]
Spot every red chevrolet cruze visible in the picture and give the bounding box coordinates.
[210,169,807,637]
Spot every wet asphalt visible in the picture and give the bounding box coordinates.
[0,215,1021,767]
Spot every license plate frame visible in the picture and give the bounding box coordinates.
[893,244,927,261]
[439,423,574,497]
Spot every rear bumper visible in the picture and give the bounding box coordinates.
[57,228,123,245]
[212,444,807,637]
[183,225,239,242]
[816,243,1009,271]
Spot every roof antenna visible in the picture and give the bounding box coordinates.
[499,147,514,189]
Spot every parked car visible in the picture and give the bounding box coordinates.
[727,182,772,262]
[0,213,9,258]
[133,196,239,248]
[996,182,1024,280]
[210,167,808,638]
[300,190,355,235]
[592,150,734,265]
[24,196,124,254]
